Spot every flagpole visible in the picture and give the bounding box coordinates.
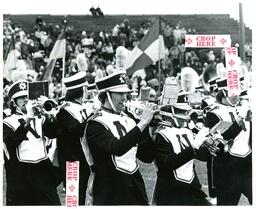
[158,16,161,96]
[239,3,246,62]
[62,54,66,96]
[61,20,67,97]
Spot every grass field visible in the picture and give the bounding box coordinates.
[2,160,250,205]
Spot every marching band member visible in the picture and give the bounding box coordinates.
[198,76,220,204]
[3,80,61,205]
[204,77,252,205]
[56,72,90,205]
[152,95,211,205]
[84,71,157,205]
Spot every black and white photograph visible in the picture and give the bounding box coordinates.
[1,0,254,206]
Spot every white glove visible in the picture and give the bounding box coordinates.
[37,95,48,107]
[237,100,250,119]
[193,127,209,149]
[25,100,37,118]
[188,120,196,130]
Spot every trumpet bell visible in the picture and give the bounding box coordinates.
[43,99,58,113]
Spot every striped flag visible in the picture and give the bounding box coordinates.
[40,29,66,81]
[126,19,165,76]
[3,34,20,81]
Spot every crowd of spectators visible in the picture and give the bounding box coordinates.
[3,15,252,105]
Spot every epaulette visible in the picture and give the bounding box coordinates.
[86,109,102,123]
[59,102,70,110]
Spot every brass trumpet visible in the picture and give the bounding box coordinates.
[32,98,59,116]
[202,121,233,156]
[42,99,59,114]
[125,102,191,127]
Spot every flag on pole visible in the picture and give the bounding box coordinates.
[126,19,165,76]
[40,29,66,81]
[3,34,20,81]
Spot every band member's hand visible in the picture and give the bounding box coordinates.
[137,103,159,132]
[25,100,38,118]
[37,95,48,107]
[193,127,209,149]
[140,103,159,124]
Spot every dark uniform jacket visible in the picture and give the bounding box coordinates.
[204,103,252,204]
[152,126,208,205]
[56,100,90,205]
[3,111,61,205]
[85,107,154,205]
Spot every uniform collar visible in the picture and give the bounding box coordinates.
[101,106,123,116]
[70,99,82,105]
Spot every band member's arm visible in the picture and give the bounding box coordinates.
[124,107,155,162]
[3,123,29,148]
[42,114,60,138]
[86,120,145,156]
[56,109,86,138]
[154,133,195,170]
[136,127,155,163]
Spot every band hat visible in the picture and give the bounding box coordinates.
[208,76,220,93]
[209,76,221,86]
[239,76,244,82]
[87,83,97,92]
[216,77,228,90]
[172,92,192,111]
[63,71,87,90]
[240,89,249,99]
[95,70,131,93]
[8,80,28,99]
[240,89,247,96]
[216,75,244,90]
[195,84,205,92]
[173,103,192,111]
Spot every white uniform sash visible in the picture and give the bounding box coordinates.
[93,110,139,174]
[4,114,48,163]
[62,102,87,123]
[210,104,251,157]
[159,127,195,183]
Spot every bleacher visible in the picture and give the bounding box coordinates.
[4,14,252,43]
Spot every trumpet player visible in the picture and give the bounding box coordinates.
[55,71,90,205]
[151,96,211,205]
[203,77,252,205]
[3,80,61,205]
[83,71,157,205]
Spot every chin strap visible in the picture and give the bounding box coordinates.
[170,106,179,127]
[12,99,25,115]
[106,91,117,112]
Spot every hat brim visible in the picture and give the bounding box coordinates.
[66,83,87,90]
[109,87,132,93]
[218,87,228,90]
[99,85,132,93]
[172,103,192,111]
[12,90,28,99]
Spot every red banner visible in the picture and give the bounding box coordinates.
[225,47,241,96]
[66,161,79,207]
[185,35,231,48]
